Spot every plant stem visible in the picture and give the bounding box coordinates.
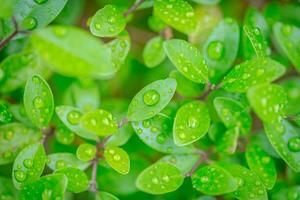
[160,27,173,40]
[118,117,128,128]
[124,0,146,17]
[185,151,209,177]
[198,82,222,100]
[0,17,18,50]
[90,157,99,192]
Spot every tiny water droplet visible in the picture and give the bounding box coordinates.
[14,170,27,182]
[23,159,33,169]
[33,96,44,109]
[34,0,47,4]
[143,90,160,106]
[187,116,199,129]
[288,137,300,152]
[142,120,151,128]
[207,41,224,60]
[151,177,159,184]
[22,17,38,30]
[200,176,209,183]
[55,160,66,169]
[67,110,81,125]
[113,154,121,161]
[156,134,166,144]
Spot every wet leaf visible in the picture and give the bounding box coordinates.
[143,36,166,68]
[216,127,239,154]
[104,146,130,174]
[76,143,96,162]
[159,154,199,174]
[47,153,89,171]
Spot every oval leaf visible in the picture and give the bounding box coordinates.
[127,78,176,121]
[104,146,130,174]
[47,153,90,171]
[216,127,239,154]
[136,162,184,194]
[159,154,199,174]
[143,36,166,68]
[164,39,208,83]
[173,101,210,146]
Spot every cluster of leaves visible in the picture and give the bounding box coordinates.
[0,0,300,199]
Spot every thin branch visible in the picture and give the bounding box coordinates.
[118,117,128,128]
[89,157,99,192]
[40,126,55,145]
[0,17,18,50]
[160,27,173,40]
[185,151,210,177]
[198,83,222,100]
[124,0,146,17]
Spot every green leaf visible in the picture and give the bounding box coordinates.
[191,0,220,5]
[136,162,184,194]
[216,127,239,154]
[90,4,126,37]
[9,105,34,127]
[80,109,118,137]
[202,18,240,83]
[173,101,210,146]
[0,51,51,93]
[192,164,238,195]
[0,102,12,124]
[24,74,54,128]
[247,84,287,123]
[153,0,196,34]
[104,146,130,174]
[12,143,46,189]
[0,0,16,19]
[0,176,18,199]
[96,191,119,200]
[55,124,75,145]
[55,167,89,193]
[208,121,226,142]
[76,143,96,162]
[19,174,67,200]
[221,163,268,200]
[264,119,300,172]
[55,105,98,140]
[243,25,269,59]
[221,57,286,92]
[158,154,199,174]
[273,22,300,70]
[280,77,300,115]
[0,123,41,165]
[214,97,252,134]
[14,0,68,30]
[30,25,116,79]
[164,39,208,84]
[169,70,205,98]
[147,15,166,32]
[127,78,176,121]
[245,145,277,189]
[47,153,90,171]
[143,36,166,68]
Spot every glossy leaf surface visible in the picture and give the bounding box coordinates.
[47,153,89,171]
[143,36,166,68]
[104,146,130,174]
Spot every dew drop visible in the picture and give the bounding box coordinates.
[55,160,66,169]
[143,90,160,106]
[156,134,166,144]
[113,154,121,161]
[207,41,224,60]
[261,156,270,164]
[200,176,209,183]
[23,159,33,169]
[288,137,300,152]
[187,116,199,129]
[34,0,47,4]
[151,177,159,184]
[162,175,170,182]
[142,120,151,128]
[22,16,38,30]
[67,110,82,125]
[179,133,186,139]
[14,170,27,182]
[33,96,44,109]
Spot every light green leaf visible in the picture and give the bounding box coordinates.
[90,4,126,37]
[47,153,90,171]
[243,7,269,38]
[24,74,54,128]
[12,143,46,189]
[0,51,50,93]
[273,22,300,70]
[127,78,176,121]
[164,39,208,83]
[0,123,41,165]
[280,77,300,115]
[55,167,89,193]
[173,101,210,146]
[80,109,118,137]
[76,143,96,162]
[192,164,238,195]
[96,191,119,200]
[55,105,98,140]
[214,97,252,134]
[136,162,184,194]
[158,154,199,174]
[169,70,205,98]
[221,163,268,200]
[221,57,286,92]
[247,84,287,123]
[203,18,240,83]
[104,146,130,174]
[19,174,67,200]
[55,124,75,145]
[245,145,277,189]
[264,119,300,172]
[153,0,196,34]
[30,25,116,79]
[147,15,166,32]
[143,36,166,68]
[216,127,239,154]
[191,0,220,5]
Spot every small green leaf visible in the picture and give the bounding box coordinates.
[12,143,46,189]
[19,174,67,200]
[127,78,177,121]
[173,101,210,146]
[0,123,41,165]
[47,153,90,171]
[55,124,75,145]
[216,127,239,154]
[221,163,268,200]
[214,97,252,134]
[23,74,54,128]
[273,22,300,70]
[148,15,166,32]
[169,70,205,98]
[221,57,286,92]
[96,191,119,200]
[264,120,300,172]
[30,26,116,79]
[192,164,238,195]
[247,84,287,123]
[158,154,199,174]
[80,109,118,137]
[164,39,208,83]
[143,36,166,68]
[245,145,277,189]
[136,162,184,194]
[202,18,240,83]
[55,105,98,140]
[90,5,126,37]
[55,167,89,193]
[76,143,96,162]
[104,146,130,174]
[153,0,196,34]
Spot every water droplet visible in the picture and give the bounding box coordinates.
[156,134,166,144]
[288,137,300,152]
[67,110,82,125]
[281,24,293,36]
[143,90,160,106]
[22,17,37,30]
[113,154,121,161]
[94,23,101,30]
[162,175,170,182]
[55,160,66,169]
[179,133,186,139]
[187,116,199,129]
[14,170,26,182]
[33,96,44,109]
[151,177,159,184]
[142,120,151,128]
[108,17,116,24]
[200,176,209,183]
[207,41,224,60]
[34,0,47,4]
[261,156,270,164]
[236,177,244,187]
[23,159,33,169]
